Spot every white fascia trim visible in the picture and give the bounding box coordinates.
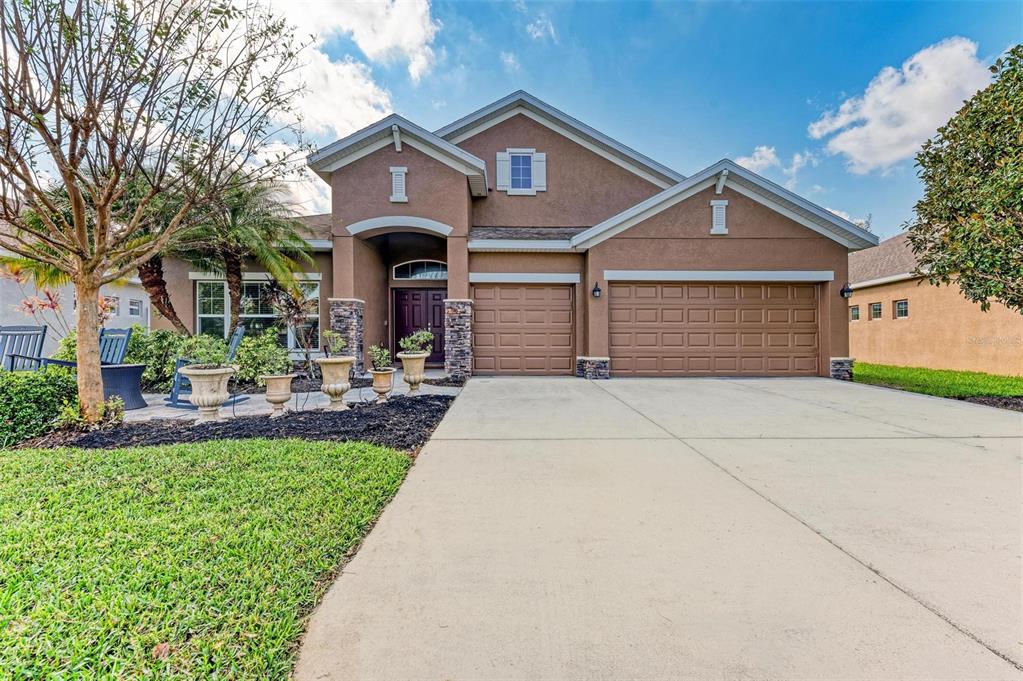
[467,239,576,252]
[346,216,453,237]
[571,159,879,251]
[571,178,716,248]
[603,270,835,282]
[439,101,681,189]
[850,272,919,289]
[304,239,332,251]
[188,272,323,281]
[469,272,581,284]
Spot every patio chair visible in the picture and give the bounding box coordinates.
[166,325,249,409]
[37,327,133,369]
[0,325,47,371]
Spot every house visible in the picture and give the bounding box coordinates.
[156,91,878,378]
[848,232,1023,375]
[0,251,151,355]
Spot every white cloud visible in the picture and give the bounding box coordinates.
[808,36,991,174]
[526,15,557,41]
[288,51,391,140]
[782,150,818,190]
[500,51,521,73]
[825,207,871,230]
[272,0,441,82]
[736,145,780,173]
[826,207,852,221]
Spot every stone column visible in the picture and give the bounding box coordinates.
[575,356,610,379]
[444,299,473,379]
[329,298,365,374]
[830,357,854,381]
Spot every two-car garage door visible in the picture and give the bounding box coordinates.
[608,282,819,376]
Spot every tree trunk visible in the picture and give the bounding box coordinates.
[74,280,106,422]
[224,252,243,334]
[138,256,191,335]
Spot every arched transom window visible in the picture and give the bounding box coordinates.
[392,260,448,281]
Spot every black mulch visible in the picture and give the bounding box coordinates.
[961,396,1023,412]
[34,395,455,452]
[233,376,372,394]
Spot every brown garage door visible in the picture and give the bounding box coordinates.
[609,282,819,376]
[472,284,575,375]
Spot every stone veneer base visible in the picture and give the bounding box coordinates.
[328,299,365,374]
[576,356,611,379]
[830,357,854,381]
[444,299,473,379]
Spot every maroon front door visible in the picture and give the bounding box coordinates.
[394,289,446,363]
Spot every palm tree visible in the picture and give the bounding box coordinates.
[179,176,314,334]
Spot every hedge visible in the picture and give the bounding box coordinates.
[0,368,78,448]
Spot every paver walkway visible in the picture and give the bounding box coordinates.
[295,377,1023,680]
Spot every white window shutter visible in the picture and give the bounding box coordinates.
[710,200,728,235]
[532,152,546,191]
[495,152,510,190]
[390,167,407,202]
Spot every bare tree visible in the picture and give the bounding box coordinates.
[0,0,306,419]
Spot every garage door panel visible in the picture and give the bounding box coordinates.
[472,284,575,375]
[610,282,819,376]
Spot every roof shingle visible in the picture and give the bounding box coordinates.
[848,231,919,284]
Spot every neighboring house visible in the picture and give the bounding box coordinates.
[0,257,151,356]
[848,232,1023,375]
[156,91,878,377]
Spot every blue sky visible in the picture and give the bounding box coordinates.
[281,1,1021,239]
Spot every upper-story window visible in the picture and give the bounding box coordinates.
[496,148,546,195]
[393,260,448,281]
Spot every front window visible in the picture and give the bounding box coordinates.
[510,153,532,189]
[129,299,143,317]
[393,260,448,280]
[894,299,909,319]
[869,302,882,320]
[850,305,860,321]
[196,279,320,350]
[104,296,120,316]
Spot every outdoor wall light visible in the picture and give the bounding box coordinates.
[592,282,602,298]
[839,283,853,299]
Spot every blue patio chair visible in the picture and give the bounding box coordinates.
[0,325,47,371]
[166,325,249,409]
[38,327,133,369]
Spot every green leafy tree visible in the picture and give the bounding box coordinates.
[907,45,1023,312]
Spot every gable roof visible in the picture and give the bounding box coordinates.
[569,159,880,251]
[848,231,920,286]
[307,114,488,196]
[434,90,685,189]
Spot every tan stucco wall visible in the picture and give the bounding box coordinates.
[849,278,1023,375]
[582,186,850,375]
[456,113,662,228]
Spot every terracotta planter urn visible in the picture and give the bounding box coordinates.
[180,364,237,423]
[315,356,356,410]
[396,351,429,393]
[260,373,296,417]
[370,368,396,404]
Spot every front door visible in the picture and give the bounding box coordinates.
[394,288,446,363]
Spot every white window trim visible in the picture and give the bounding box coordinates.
[188,271,321,281]
[869,302,883,320]
[104,295,121,316]
[603,270,835,282]
[194,279,321,350]
[850,305,860,321]
[469,272,580,284]
[389,166,408,203]
[508,149,535,195]
[392,259,449,281]
[128,299,143,317]
[894,299,909,319]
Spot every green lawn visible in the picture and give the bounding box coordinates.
[854,363,1023,398]
[0,439,411,679]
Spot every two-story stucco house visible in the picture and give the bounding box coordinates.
[155,91,879,378]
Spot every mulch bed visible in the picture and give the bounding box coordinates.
[960,396,1023,412]
[233,376,372,394]
[24,395,455,452]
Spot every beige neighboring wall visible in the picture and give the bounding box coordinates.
[456,113,662,227]
[584,185,850,375]
[849,278,1023,375]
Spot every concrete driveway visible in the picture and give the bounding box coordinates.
[295,377,1023,680]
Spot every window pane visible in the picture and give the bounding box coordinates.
[394,261,447,280]
[242,282,275,315]
[510,154,531,189]
[198,316,225,338]
[293,318,320,350]
[850,306,859,321]
[198,282,225,315]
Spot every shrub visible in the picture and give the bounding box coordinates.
[369,344,392,371]
[0,367,78,447]
[398,330,433,354]
[321,329,346,357]
[235,330,292,386]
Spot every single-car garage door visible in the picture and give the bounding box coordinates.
[609,282,819,376]
[472,284,575,375]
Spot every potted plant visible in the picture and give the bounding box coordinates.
[260,373,297,417]
[315,330,356,411]
[179,363,238,423]
[368,344,395,403]
[247,330,297,417]
[396,329,433,393]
